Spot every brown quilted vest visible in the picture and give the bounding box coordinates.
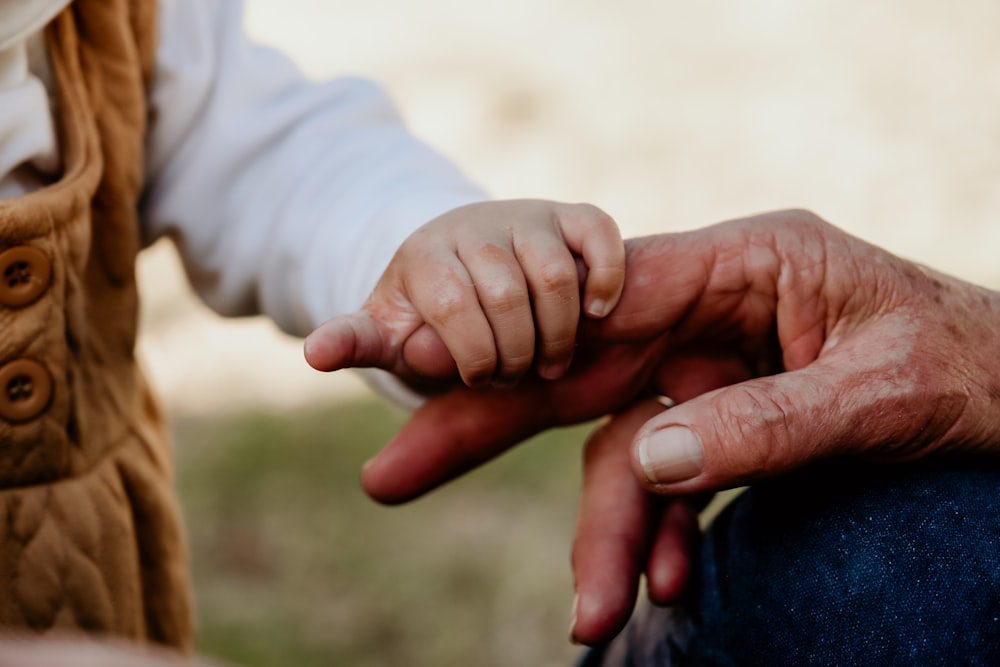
[0,0,193,651]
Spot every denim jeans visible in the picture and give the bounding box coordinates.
[586,459,1000,666]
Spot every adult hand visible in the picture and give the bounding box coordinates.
[363,208,1000,499]
[570,399,705,645]
[360,209,1000,639]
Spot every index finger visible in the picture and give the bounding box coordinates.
[361,384,553,504]
[361,340,661,503]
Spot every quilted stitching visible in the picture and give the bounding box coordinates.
[0,0,193,651]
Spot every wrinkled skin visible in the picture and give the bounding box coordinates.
[328,209,1000,644]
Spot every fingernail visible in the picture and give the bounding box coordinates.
[569,593,580,644]
[538,360,569,380]
[638,426,704,484]
[585,299,608,318]
[464,374,491,389]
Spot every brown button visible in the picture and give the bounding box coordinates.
[0,359,53,422]
[0,246,52,308]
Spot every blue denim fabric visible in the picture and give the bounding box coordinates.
[586,460,1000,666]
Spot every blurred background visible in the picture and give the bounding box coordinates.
[135,1,1000,665]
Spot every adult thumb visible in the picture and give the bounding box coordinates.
[630,358,934,494]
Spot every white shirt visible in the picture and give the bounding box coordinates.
[0,0,485,339]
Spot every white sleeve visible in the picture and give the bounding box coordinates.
[141,0,487,338]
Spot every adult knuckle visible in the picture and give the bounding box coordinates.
[772,208,833,237]
[723,384,793,471]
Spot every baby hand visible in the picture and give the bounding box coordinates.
[304,199,624,388]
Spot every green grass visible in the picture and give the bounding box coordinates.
[175,397,594,667]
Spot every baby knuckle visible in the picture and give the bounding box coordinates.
[540,332,576,357]
[498,350,534,374]
[478,280,522,312]
[588,264,626,285]
[422,286,474,327]
[461,349,498,380]
[567,202,616,228]
[535,261,578,294]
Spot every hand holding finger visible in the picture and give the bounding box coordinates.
[399,242,499,386]
[304,311,389,372]
[513,230,581,379]
[553,202,625,319]
[456,234,536,385]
